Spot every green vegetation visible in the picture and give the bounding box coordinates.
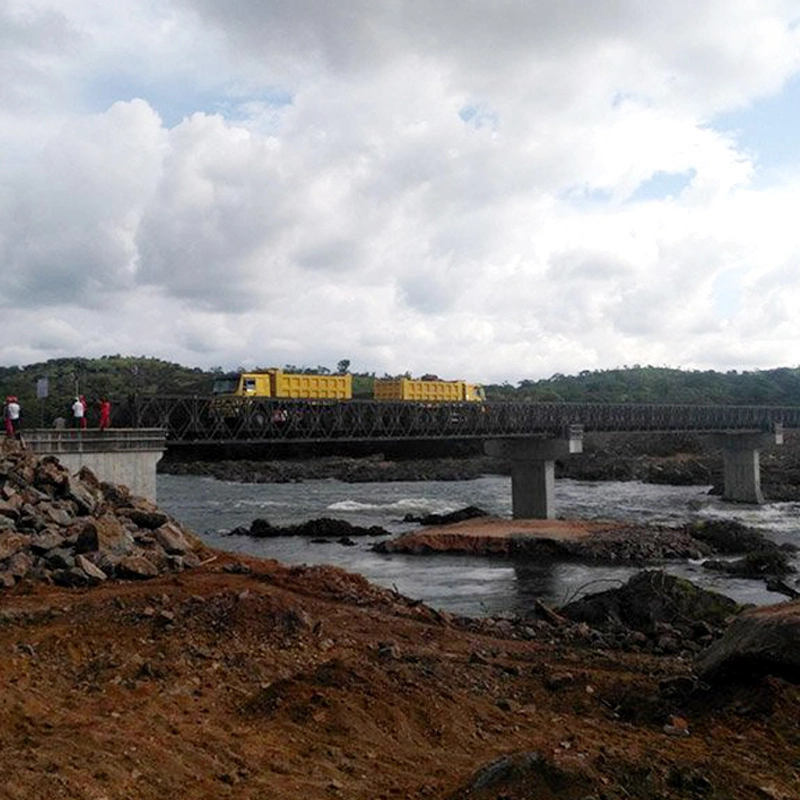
[2,359,800,428]
[483,365,800,405]
[0,356,209,425]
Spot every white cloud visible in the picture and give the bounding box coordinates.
[1,0,800,382]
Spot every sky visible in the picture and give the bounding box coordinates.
[2,0,800,384]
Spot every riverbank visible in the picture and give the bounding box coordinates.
[2,552,799,799]
[2,441,799,798]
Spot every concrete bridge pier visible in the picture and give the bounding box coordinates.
[485,426,584,519]
[708,426,783,505]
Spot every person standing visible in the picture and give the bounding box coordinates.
[72,397,86,430]
[4,396,20,438]
[98,397,111,431]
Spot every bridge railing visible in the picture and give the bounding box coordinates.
[114,396,799,444]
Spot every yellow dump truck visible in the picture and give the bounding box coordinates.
[373,377,485,402]
[212,369,352,399]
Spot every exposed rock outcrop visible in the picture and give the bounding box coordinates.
[376,516,715,563]
[559,570,741,641]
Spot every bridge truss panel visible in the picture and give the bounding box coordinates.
[124,397,798,445]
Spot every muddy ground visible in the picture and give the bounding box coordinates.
[1,550,799,799]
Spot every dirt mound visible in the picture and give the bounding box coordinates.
[1,558,798,799]
[2,443,799,798]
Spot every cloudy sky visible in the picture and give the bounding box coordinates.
[2,1,800,383]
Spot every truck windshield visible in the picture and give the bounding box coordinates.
[212,378,239,394]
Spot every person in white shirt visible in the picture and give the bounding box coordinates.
[4,396,20,438]
[72,397,86,430]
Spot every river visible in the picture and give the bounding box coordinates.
[156,473,800,618]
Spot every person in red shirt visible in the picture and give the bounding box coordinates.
[98,398,111,431]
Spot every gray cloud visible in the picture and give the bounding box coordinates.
[0,1,799,381]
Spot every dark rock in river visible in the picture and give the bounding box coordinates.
[228,516,390,539]
[402,506,488,526]
[702,550,796,578]
[685,519,795,555]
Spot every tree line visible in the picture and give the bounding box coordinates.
[3,358,800,426]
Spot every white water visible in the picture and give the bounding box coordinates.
[157,474,800,618]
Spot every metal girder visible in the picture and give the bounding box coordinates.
[118,396,797,445]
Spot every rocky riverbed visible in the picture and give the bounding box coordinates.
[2,440,800,798]
[159,430,800,500]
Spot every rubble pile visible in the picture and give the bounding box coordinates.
[0,441,210,589]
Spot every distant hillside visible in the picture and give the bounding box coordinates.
[3,359,800,428]
[484,366,800,405]
[0,356,212,425]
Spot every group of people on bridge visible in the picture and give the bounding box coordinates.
[3,395,112,439]
[70,396,111,432]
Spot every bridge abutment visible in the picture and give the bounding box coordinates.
[485,428,583,519]
[707,427,783,505]
[24,429,166,502]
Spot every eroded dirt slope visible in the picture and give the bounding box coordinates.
[1,551,798,800]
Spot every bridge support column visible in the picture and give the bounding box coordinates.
[707,426,783,505]
[484,427,583,519]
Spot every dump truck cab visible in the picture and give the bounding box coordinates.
[212,372,271,397]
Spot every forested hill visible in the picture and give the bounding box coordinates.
[483,366,800,405]
[2,359,800,422]
[0,356,210,422]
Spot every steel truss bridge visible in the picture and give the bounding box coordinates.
[121,396,798,446]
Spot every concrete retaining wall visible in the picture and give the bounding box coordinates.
[23,429,166,502]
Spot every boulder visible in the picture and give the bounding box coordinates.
[559,570,740,637]
[67,481,101,515]
[0,532,32,561]
[154,522,194,554]
[0,571,17,588]
[5,551,33,579]
[116,555,160,580]
[29,528,67,553]
[0,498,20,521]
[75,514,135,558]
[34,458,70,496]
[695,601,800,682]
[17,504,46,533]
[686,519,792,555]
[45,549,76,570]
[42,503,75,527]
[122,507,169,530]
[702,550,796,578]
[99,481,133,507]
[403,505,488,526]
[75,554,108,584]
